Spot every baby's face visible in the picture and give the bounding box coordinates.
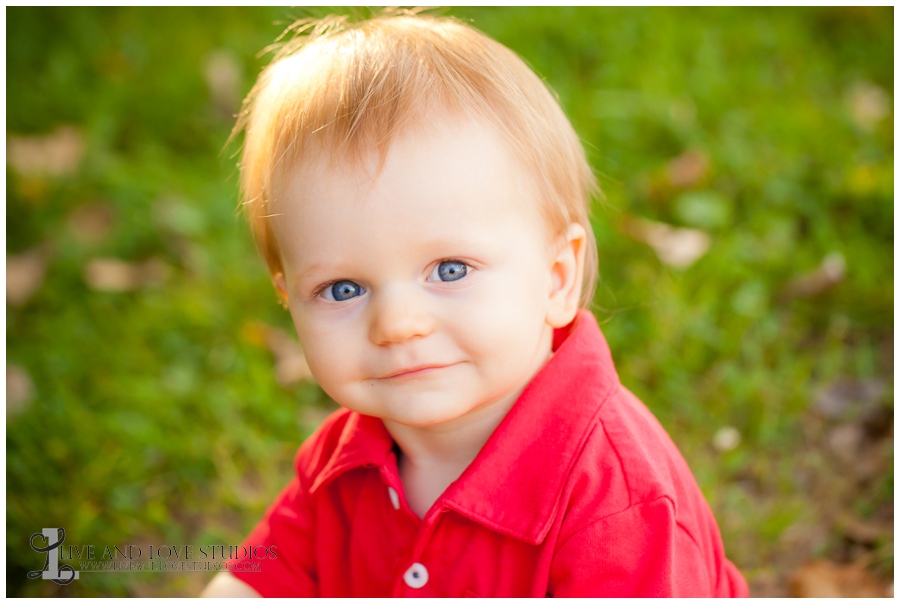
[272,116,561,429]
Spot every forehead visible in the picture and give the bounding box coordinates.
[271,115,551,264]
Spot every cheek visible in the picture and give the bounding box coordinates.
[454,264,550,358]
[291,314,358,388]
[471,256,550,320]
[302,341,341,387]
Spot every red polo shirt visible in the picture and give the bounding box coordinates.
[231,310,748,597]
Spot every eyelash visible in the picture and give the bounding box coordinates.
[311,258,474,301]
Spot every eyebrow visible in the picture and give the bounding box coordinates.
[288,230,497,288]
[289,256,365,289]
[290,262,331,287]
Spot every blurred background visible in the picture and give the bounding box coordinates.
[6,7,893,597]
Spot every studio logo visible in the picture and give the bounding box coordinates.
[28,528,80,584]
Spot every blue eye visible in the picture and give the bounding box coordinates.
[434,260,468,282]
[323,280,365,301]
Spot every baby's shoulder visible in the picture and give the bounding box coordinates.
[561,385,702,526]
[292,407,355,481]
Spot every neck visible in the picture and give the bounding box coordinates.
[383,392,517,470]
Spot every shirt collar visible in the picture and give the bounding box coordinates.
[309,411,394,494]
[309,310,620,545]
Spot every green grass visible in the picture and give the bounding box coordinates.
[7,7,893,596]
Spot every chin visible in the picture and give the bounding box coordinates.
[382,396,475,428]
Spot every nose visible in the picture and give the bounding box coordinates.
[368,285,435,346]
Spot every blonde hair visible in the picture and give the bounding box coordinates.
[234,10,600,307]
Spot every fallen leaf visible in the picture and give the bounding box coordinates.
[83,257,171,292]
[67,203,115,245]
[782,251,845,298]
[7,126,84,177]
[846,80,890,132]
[814,377,887,419]
[712,426,741,452]
[7,364,34,417]
[203,49,242,116]
[623,216,711,268]
[826,423,864,463]
[7,247,47,307]
[667,150,709,188]
[789,560,888,597]
[84,258,134,291]
[825,416,890,483]
[852,440,890,483]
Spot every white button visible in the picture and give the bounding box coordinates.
[387,486,400,510]
[403,562,428,589]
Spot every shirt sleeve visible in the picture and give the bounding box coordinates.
[548,496,715,597]
[229,466,318,596]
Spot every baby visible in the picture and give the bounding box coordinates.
[202,12,748,597]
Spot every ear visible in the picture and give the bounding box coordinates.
[546,223,586,328]
[272,271,290,309]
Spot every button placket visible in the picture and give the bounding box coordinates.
[394,507,446,594]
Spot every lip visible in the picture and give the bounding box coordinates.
[379,362,459,380]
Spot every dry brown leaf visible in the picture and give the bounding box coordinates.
[666,150,709,188]
[782,251,846,298]
[623,216,710,268]
[826,423,864,463]
[7,364,34,417]
[83,257,170,292]
[84,258,135,291]
[789,560,888,597]
[825,417,891,482]
[203,49,242,116]
[853,442,890,483]
[67,203,114,244]
[7,247,47,307]
[814,377,886,419]
[7,126,84,177]
[846,81,891,132]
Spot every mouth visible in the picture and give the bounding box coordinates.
[379,363,459,380]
